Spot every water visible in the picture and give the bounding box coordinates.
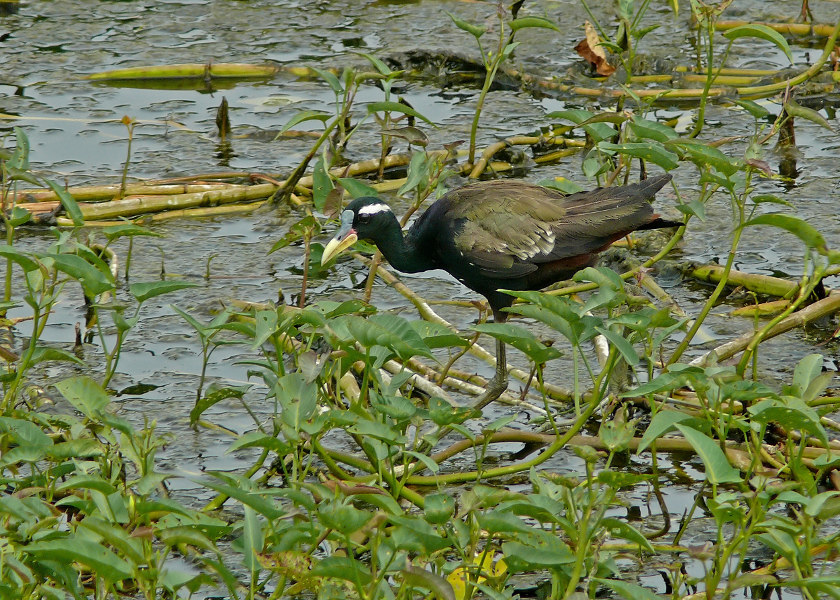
[2,1,840,596]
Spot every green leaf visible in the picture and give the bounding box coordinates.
[594,326,638,366]
[157,526,217,551]
[343,313,433,361]
[311,66,343,94]
[25,538,132,582]
[751,193,792,207]
[423,493,455,525]
[637,410,697,453]
[674,424,742,484]
[29,346,85,367]
[190,384,248,427]
[629,117,678,143]
[198,475,286,520]
[447,12,485,39]
[790,353,824,397]
[402,565,456,600]
[783,98,834,131]
[129,280,198,303]
[241,506,264,572]
[9,126,30,171]
[102,223,162,243]
[510,16,560,32]
[277,109,330,137]
[312,155,334,212]
[310,556,372,584]
[473,322,562,364]
[749,397,828,448]
[337,177,379,199]
[9,206,31,227]
[45,180,84,226]
[0,417,52,449]
[502,531,574,571]
[408,320,467,349]
[366,101,434,125]
[743,214,828,254]
[594,578,661,600]
[55,376,111,418]
[318,501,372,536]
[723,24,793,64]
[666,139,738,176]
[228,431,291,455]
[47,253,115,298]
[600,518,654,552]
[734,99,771,120]
[358,52,392,77]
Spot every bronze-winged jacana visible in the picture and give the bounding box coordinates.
[321,174,677,408]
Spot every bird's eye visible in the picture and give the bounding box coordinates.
[357,213,371,224]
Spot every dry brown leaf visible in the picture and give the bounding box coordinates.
[574,21,615,77]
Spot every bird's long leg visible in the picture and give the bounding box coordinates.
[472,310,509,410]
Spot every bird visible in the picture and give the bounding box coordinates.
[321,174,678,408]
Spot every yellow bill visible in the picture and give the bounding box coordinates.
[321,210,358,265]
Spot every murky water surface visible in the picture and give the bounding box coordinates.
[3,0,840,596]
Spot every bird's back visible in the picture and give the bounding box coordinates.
[407,175,674,309]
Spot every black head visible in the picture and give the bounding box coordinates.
[320,197,399,264]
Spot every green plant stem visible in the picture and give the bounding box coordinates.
[406,351,618,486]
[468,17,505,165]
[668,190,740,365]
[735,265,825,375]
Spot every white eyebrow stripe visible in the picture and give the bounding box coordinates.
[358,203,392,215]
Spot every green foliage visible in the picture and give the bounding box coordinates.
[3,2,840,597]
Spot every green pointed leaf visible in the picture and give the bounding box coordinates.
[744,214,828,254]
[129,280,198,303]
[366,101,434,125]
[600,517,654,552]
[784,98,834,131]
[29,346,85,367]
[9,126,30,171]
[45,180,84,226]
[447,12,485,38]
[343,313,433,360]
[637,410,697,453]
[358,51,392,76]
[312,155,334,212]
[55,376,111,418]
[190,384,248,427]
[674,424,742,484]
[337,177,379,199]
[734,99,771,120]
[723,24,793,64]
[749,397,828,448]
[594,326,639,366]
[0,417,52,449]
[47,253,114,298]
[510,16,560,32]
[403,567,456,600]
[311,66,342,94]
[473,322,562,364]
[102,223,162,243]
[277,110,330,137]
[408,320,467,349]
[25,538,132,581]
[629,117,678,142]
[198,475,286,520]
[598,141,679,170]
[310,556,372,584]
[594,578,661,600]
[666,139,738,176]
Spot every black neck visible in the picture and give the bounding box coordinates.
[374,215,435,274]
